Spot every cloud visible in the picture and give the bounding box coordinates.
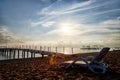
[0,26,22,44]
[31,21,56,27]
[37,0,61,16]
[117,16,120,20]
[85,19,120,35]
[93,9,120,16]
[99,19,120,31]
[37,0,95,16]
[42,21,56,27]
[101,19,120,25]
[35,0,95,26]
[34,0,116,28]
[86,19,120,46]
[37,0,113,16]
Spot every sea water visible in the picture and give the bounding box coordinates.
[0,55,8,60]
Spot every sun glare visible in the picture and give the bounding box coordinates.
[59,22,74,35]
[61,26,71,33]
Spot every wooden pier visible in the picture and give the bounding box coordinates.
[0,47,53,60]
[0,45,82,60]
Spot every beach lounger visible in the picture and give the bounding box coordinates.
[58,47,110,74]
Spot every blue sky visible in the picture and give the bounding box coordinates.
[0,0,120,47]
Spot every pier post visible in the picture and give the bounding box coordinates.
[41,51,44,58]
[27,50,29,58]
[6,49,9,58]
[34,53,35,58]
[2,49,4,56]
[22,50,24,58]
[13,50,16,59]
[42,54,44,58]
[9,49,12,59]
[31,50,33,58]
[18,50,20,59]
[23,50,25,58]
[4,49,6,58]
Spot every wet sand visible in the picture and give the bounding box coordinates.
[0,50,120,80]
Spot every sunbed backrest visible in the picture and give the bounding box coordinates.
[92,47,110,63]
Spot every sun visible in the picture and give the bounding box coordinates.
[59,22,73,35]
[61,25,71,33]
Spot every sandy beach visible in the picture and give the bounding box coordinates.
[0,50,120,80]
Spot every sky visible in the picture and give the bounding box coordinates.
[0,0,120,47]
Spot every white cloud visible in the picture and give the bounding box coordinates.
[38,0,95,16]
[42,21,56,27]
[31,21,56,27]
[36,0,96,25]
[93,9,120,16]
[38,0,112,17]
[101,19,120,25]
[98,19,120,32]
[39,8,59,16]
[34,0,114,28]
[0,26,23,44]
[0,26,13,37]
[31,21,41,27]
[37,0,60,16]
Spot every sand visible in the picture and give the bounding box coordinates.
[0,50,120,80]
